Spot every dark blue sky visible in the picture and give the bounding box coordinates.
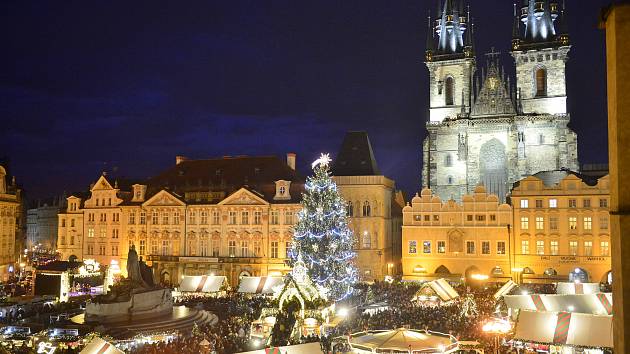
[0,1,610,199]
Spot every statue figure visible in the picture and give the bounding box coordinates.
[139,256,155,287]
[127,245,148,288]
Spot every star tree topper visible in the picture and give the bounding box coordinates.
[311,153,331,170]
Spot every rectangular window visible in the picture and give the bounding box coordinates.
[520,217,529,230]
[549,199,558,208]
[100,228,106,238]
[569,241,578,255]
[600,198,608,208]
[550,240,559,255]
[285,241,292,258]
[173,211,180,225]
[162,240,170,255]
[254,211,262,225]
[535,216,544,230]
[189,211,197,225]
[88,228,94,238]
[600,216,609,230]
[87,244,94,255]
[584,217,593,231]
[490,214,496,222]
[521,240,530,254]
[211,240,219,257]
[437,241,446,254]
[476,215,486,221]
[569,217,577,230]
[466,214,473,222]
[229,211,237,225]
[139,240,145,255]
[228,240,237,257]
[466,241,475,255]
[424,215,430,221]
[408,240,417,254]
[569,199,577,208]
[212,210,220,225]
[497,241,506,255]
[200,211,208,224]
[601,241,610,256]
[162,212,169,225]
[129,212,136,225]
[433,215,439,221]
[200,239,209,257]
[112,245,118,256]
[284,211,294,224]
[271,241,279,258]
[482,241,490,255]
[583,199,591,208]
[152,211,159,225]
[535,199,543,208]
[270,211,279,225]
[584,241,593,256]
[241,211,249,225]
[99,245,106,256]
[254,241,261,257]
[241,241,249,257]
[414,215,422,222]
[423,241,431,254]
[112,229,119,239]
[140,212,146,225]
[520,199,529,208]
[151,240,158,255]
[113,213,119,222]
[550,217,559,231]
[536,240,545,255]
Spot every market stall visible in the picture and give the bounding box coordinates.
[503,293,613,317]
[412,278,459,304]
[556,282,601,295]
[80,337,124,354]
[338,328,460,353]
[494,280,518,299]
[237,276,285,295]
[178,275,227,295]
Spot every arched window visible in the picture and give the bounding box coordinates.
[362,201,371,217]
[362,231,371,249]
[445,154,452,167]
[445,76,455,105]
[535,67,547,97]
[447,176,454,185]
[346,201,353,217]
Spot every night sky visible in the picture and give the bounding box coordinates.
[0,1,610,200]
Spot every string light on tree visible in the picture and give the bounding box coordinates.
[290,153,358,302]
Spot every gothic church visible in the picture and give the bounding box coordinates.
[422,0,579,201]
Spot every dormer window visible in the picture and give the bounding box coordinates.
[132,184,147,202]
[274,180,292,201]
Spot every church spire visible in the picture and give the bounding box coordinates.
[433,0,472,59]
[425,14,435,61]
[516,0,566,49]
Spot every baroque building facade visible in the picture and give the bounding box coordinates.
[402,185,512,281]
[26,196,66,251]
[332,132,404,281]
[0,165,22,278]
[57,155,303,286]
[511,171,611,284]
[422,0,578,202]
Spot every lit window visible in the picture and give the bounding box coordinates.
[569,241,578,255]
[535,216,544,230]
[284,211,294,224]
[139,240,145,255]
[270,210,279,225]
[152,211,159,224]
[189,211,197,224]
[535,67,547,97]
[584,241,593,256]
[162,212,169,225]
[212,210,220,225]
[228,240,237,257]
[549,199,557,208]
[569,217,577,230]
[550,240,559,255]
[200,211,208,224]
[271,241,279,258]
[254,211,262,225]
[129,212,136,225]
[162,240,170,255]
[601,241,610,256]
[140,212,146,225]
[521,240,529,254]
[229,211,237,225]
[241,241,249,257]
[88,228,94,238]
[241,211,249,225]
[173,211,180,225]
[583,217,592,231]
[520,217,529,230]
[600,216,609,230]
[497,241,506,255]
[520,199,529,208]
[536,240,545,255]
[437,241,446,254]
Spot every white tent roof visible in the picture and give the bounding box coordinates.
[347,328,459,353]
[556,282,600,295]
[415,279,459,302]
[237,276,284,294]
[504,293,613,315]
[494,280,517,299]
[514,310,613,349]
[179,275,226,293]
[80,337,124,354]
[237,342,323,354]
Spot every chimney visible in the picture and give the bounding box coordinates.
[176,155,188,165]
[286,153,296,170]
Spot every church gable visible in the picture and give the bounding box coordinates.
[91,175,114,191]
[143,190,186,207]
[471,53,516,117]
[219,188,268,206]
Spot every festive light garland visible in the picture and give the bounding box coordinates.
[289,153,358,302]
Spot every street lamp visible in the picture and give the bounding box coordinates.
[482,318,512,354]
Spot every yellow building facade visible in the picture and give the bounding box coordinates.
[511,171,611,283]
[402,186,512,281]
[0,166,21,278]
[58,155,303,286]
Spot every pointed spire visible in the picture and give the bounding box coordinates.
[426,14,435,60]
[557,0,569,41]
[512,3,520,39]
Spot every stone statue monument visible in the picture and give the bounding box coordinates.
[127,245,149,288]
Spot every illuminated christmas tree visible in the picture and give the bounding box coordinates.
[290,153,358,301]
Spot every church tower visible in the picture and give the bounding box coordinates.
[511,0,570,114]
[426,0,475,122]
